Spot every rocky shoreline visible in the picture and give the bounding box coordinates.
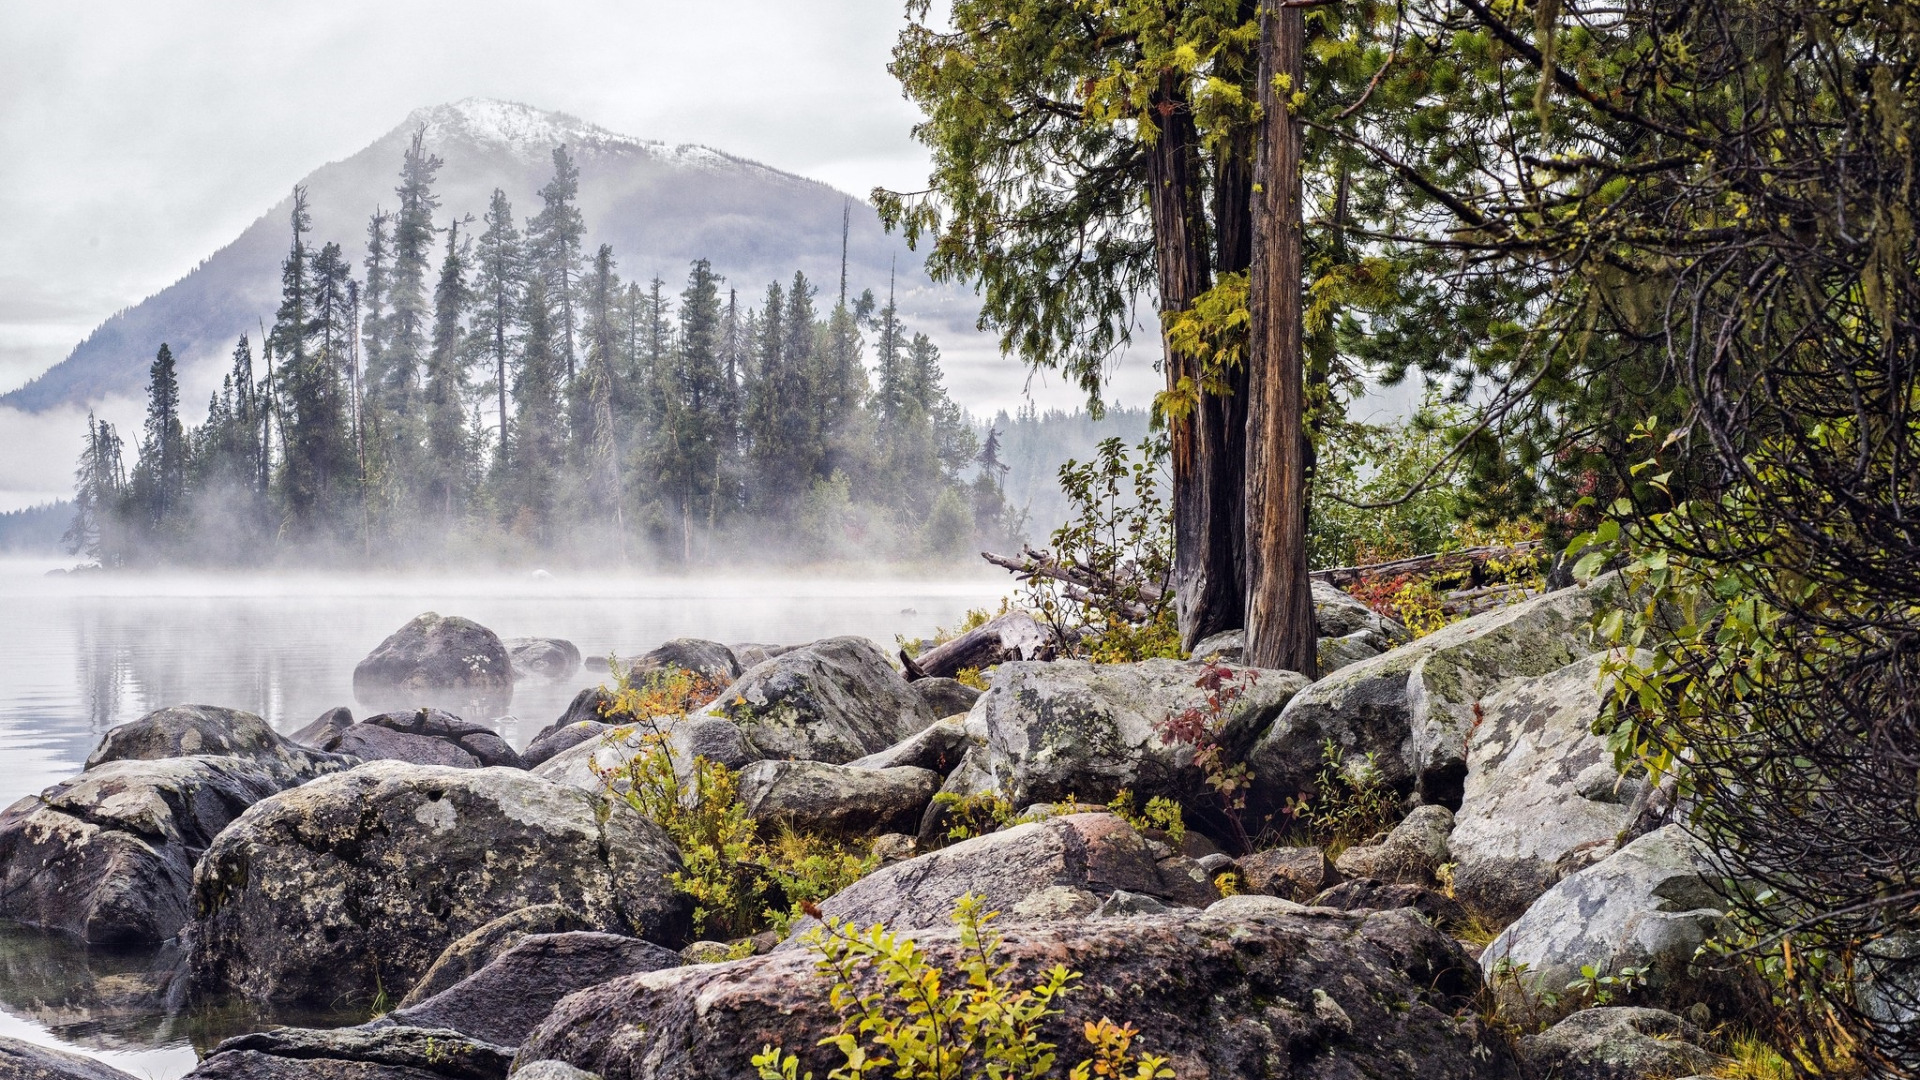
[0,576,1754,1080]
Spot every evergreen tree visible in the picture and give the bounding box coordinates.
[780,272,822,483]
[424,217,473,516]
[743,279,787,510]
[360,209,393,380]
[529,146,586,380]
[506,275,564,541]
[280,210,357,529]
[64,413,125,564]
[380,129,442,428]
[580,244,625,548]
[668,259,726,554]
[471,188,523,468]
[131,343,187,536]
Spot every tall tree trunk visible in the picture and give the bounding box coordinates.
[1147,81,1239,652]
[1245,1,1317,675]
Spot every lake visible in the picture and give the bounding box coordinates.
[0,558,1004,1078]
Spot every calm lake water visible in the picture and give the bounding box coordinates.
[0,559,1003,1079]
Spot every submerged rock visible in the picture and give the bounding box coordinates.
[505,637,582,681]
[0,1034,142,1080]
[353,613,513,705]
[521,905,1519,1080]
[187,761,689,1009]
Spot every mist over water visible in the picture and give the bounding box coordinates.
[0,558,1003,1077]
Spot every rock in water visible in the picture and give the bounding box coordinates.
[352,613,513,707]
[293,709,521,769]
[700,637,935,763]
[0,757,302,943]
[929,658,1308,812]
[186,1026,513,1080]
[505,637,582,681]
[87,704,346,784]
[389,931,680,1047]
[0,1034,142,1080]
[798,813,1218,935]
[628,638,740,684]
[520,906,1520,1080]
[1482,824,1758,1016]
[735,761,938,838]
[187,761,689,1008]
[1249,577,1617,812]
[1449,654,1644,921]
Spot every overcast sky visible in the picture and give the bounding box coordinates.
[0,0,1163,509]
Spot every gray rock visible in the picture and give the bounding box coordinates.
[188,1026,512,1080]
[0,1034,141,1080]
[1092,889,1171,916]
[400,905,599,1009]
[910,677,981,720]
[728,643,795,669]
[846,716,976,774]
[1318,630,1388,674]
[700,637,935,764]
[736,760,938,839]
[930,658,1309,813]
[364,710,521,768]
[87,704,346,784]
[798,813,1219,937]
[1201,892,1316,920]
[0,757,295,943]
[510,1064,600,1080]
[530,714,751,796]
[1312,580,1411,648]
[1334,804,1455,887]
[1517,1007,1724,1080]
[1250,578,1615,813]
[187,762,689,1008]
[1450,654,1643,922]
[288,706,355,750]
[299,709,520,770]
[629,638,740,685]
[1312,879,1467,929]
[521,906,1520,1080]
[519,721,610,770]
[390,932,680,1047]
[1238,845,1340,901]
[1481,825,1754,1014]
[505,638,582,681]
[353,613,514,705]
[1189,629,1244,662]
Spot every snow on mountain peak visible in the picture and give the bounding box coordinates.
[403,98,771,177]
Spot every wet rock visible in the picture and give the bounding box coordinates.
[86,704,346,784]
[798,813,1218,936]
[910,677,981,720]
[297,709,520,770]
[1311,879,1468,929]
[520,721,609,770]
[700,637,935,764]
[0,1034,142,1080]
[363,710,520,768]
[505,638,581,682]
[522,906,1519,1080]
[930,658,1308,812]
[354,612,513,695]
[288,707,355,751]
[846,716,976,774]
[1249,577,1617,813]
[1517,1007,1725,1080]
[1450,654,1643,922]
[1482,825,1757,1015]
[628,639,740,685]
[1237,845,1340,901]
[736,761,938,839]
[389,932,680,1048]
[0,757,295,943]
[400,905,599,1009]
[1333,804,1455,887]
[188,1026,512,1080]
[187,762,689,1009]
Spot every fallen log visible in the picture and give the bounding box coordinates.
[1308,541,1546,589]
[900,611,1059,681]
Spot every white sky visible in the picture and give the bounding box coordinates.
[0,0,1163,510]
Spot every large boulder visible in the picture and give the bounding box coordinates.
[931,658,1309,813]
[1517,1007,1725,1080]
[187,1026,512,1080]
[628,638,740,685]
[187,762,689,1008]
[0,757,295,943]
[399,905,598,1009]
[735,761,938,839]
[1332,804,1455,888]
[295,709,521,770]
[1237,845,1340,901]
[389,932,679,1048]
[1249,577,1615,812]
[1184,584,1411,673]
[698,637,935,764]
[910,677,981,719]
[352,613,513,709]
[0,1035,142,1080]
[520,721,610,770]
[530,715,751,796]
[1481,825,1753,1016]
[521,904,1520,1080]
[86,704,345,784]
[505,638,582,682]
[1449,654,1645,921]
[729,643,795,669]
[802,813,1218,934]
[846,716,977,773]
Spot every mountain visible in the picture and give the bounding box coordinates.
[5,98,981,413]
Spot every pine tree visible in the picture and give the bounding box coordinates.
[529,146,586,380]
[471,188,523,468]
[667,258,726,556]
[781,272,822,484]
[744,279,787,511]
[580,244,625,550]
[360,209,393,381]
[132,343,187,536]
[381,129,442,426]
[64,413,125,564]
[507,275,564,541]
[424,217,473,516]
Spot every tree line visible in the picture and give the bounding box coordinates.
[64,134,1012,567]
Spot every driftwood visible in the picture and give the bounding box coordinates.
[979,546,1168,624]
[1308,541,1547,589]
[900,611,1060,681]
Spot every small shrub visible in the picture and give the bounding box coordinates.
[1279,739,1401,853]
[751,894,1173,1080]
[929,790,1024,843]
[1155,664,1258,849]
[1105,789,1185,845]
